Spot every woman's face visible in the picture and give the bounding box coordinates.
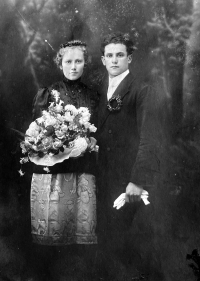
[61,47,85,80]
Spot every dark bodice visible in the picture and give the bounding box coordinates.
[32,77,98,175]
[32,77,97,123]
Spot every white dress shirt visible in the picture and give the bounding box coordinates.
[107,69,129,100]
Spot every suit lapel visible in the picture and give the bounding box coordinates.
[99,72,134,129]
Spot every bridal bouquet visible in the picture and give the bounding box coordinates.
[20,89,98,167]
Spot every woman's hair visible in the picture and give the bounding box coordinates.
[54,40,88,68]
[100,32,136,56]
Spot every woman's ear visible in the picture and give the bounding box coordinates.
[101,56,106,66]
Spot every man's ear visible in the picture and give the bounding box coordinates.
[128,55,132,64]
[59,65,63,70]
[101,56,106,65]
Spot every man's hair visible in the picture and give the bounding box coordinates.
[100,32,136,56]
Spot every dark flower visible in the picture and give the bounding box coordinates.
[44,125,55,136]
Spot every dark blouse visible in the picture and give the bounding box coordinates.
[32,77,98,175]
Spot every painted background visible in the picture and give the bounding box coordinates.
[0,0,200,280]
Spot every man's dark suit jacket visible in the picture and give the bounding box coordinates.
[97,72,160,207]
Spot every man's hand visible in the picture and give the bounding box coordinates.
[125,182,143,203]
[87,137,97,151]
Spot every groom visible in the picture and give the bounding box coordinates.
[96,32,160,274]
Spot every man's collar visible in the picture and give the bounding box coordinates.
[108,69,130,86]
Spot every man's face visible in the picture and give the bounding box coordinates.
[101,43,132,78]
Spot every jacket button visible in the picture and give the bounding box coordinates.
[107,147,111,151]
[108,129,112,134]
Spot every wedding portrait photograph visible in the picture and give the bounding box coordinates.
[0,0,200,280]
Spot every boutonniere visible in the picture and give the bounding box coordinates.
[107,95,123,112]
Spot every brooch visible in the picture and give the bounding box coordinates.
[107,95,123,112]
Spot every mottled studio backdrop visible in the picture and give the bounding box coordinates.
[1,0,200,280]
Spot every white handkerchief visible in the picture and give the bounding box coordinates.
[113,190,150,210]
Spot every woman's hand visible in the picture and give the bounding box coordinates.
[87,137,97,151]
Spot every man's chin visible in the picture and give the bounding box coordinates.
[109,70,122,77]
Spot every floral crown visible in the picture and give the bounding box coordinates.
[60,40,87,49]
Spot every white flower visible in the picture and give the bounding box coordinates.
[26,121,40,138]
[77,107,89,114]
[69,137,88,157]
[64,111,74,122]
[24,136,36,144]
[35,133,45,144]
[51,89,60,96]
[51,89,60,102]
[83,122,90,129]
[32,145,39,151]
[20,157,29,164]
[57,114,65,122]
[53,139,63,149]
[78,107,91,124]
[60,124,68,133]
[42,110,49,118]
[74,137,88,150]
[89,124,97,133]
[55,130,65,139]
[20,142,28,154]
[41,136,53,148]
[44,116,57,127]
[79,115,91,125]
[53,100,64,113]
[36,117,45,124]
[64,104,78,115]
[68,124,78,131]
